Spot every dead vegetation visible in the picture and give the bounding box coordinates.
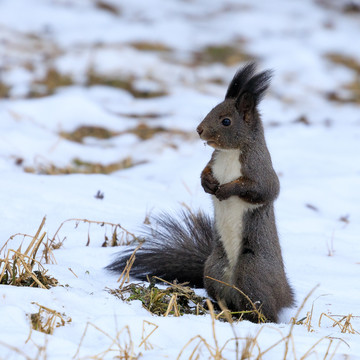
[107,247,267,322]
[59,123,192,144]
[28,302,71,335]
[24,156,143,175]
[29,67,73,98]
[288,292,359,357]
[326,53,360,73]
[86,68,168,98]
[108,248,198,316]
[176,286,345,360]
[325,53,360,104]
[109,279,209,317]
[18,122,193,175]
[177,299,237,360]
[206,276,267,323]
[60,125,118,143]
[50,218,138,248]
[0,216,138,290]
[0,216,354,359]
[73,321,144,359]
[0,80,11,98]
[130,41,171,52]
[319,313,360,335]
[0,217,58,289]
[115,111,170,120]
[193,44,253,66]
[126,123,191,141]
[95,0,121,16]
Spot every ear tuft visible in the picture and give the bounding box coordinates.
[225,62,273,106]
[225,62,256,100]
[242,69,273,105]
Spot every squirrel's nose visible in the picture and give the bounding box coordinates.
[197,126,203,136]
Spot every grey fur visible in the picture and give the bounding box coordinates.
[106,210,214,288]
[107,63,294,323]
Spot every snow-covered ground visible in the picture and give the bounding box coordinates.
[1,0,360,358]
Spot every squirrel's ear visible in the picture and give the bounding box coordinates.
[236,92,255,116]
[235,69,272,120]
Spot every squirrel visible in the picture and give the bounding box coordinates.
[107,62,294,323]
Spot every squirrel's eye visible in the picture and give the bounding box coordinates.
[221,118,231,126]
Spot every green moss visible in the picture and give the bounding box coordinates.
[110,281,208,317]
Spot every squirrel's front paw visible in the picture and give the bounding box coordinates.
[202,180,219,195]
[215,185,232,201]
[201,172,219,195]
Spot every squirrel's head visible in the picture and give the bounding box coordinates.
[197,62,272,150]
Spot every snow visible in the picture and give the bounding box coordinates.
[1,0,360,359]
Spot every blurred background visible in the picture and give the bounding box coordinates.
[1,2,360,357]
[0,0,359,175]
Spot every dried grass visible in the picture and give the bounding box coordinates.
[282,285,320,359]
[192,44,253,66]
[95,0,121,15]
[319,313,360,335]
[73,322,141,359]
[114,112,169,120]
[28,302,71,336]
[116,244,143,289]
[86,68,168,98]
[24,157,143,175]
[59,123,192,143]
[0,81,11,98]
[130,41,171,52]
[325,53,360,104]
[293,297,317,332]
[139,321,158,351]
[60,125,119,143]
[127,123,191,141]
[177,299,247,360]
[205,276,267,323]
[108,275,208,317]
[0,217,58,289]
[50,218,138,249]
[0,217,350,360]
[29,67,73,98]
[0,340,35,360]
[326,53,360,73]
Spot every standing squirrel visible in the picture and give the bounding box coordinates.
[107,63,294,323]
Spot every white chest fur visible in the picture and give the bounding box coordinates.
[211,150,247,270]
[212,149,242,184]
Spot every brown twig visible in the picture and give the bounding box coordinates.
[50,218,137,247]
[205,276,267,323]
[117,244,143,289]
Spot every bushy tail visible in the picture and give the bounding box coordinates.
[106,210,215,288]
